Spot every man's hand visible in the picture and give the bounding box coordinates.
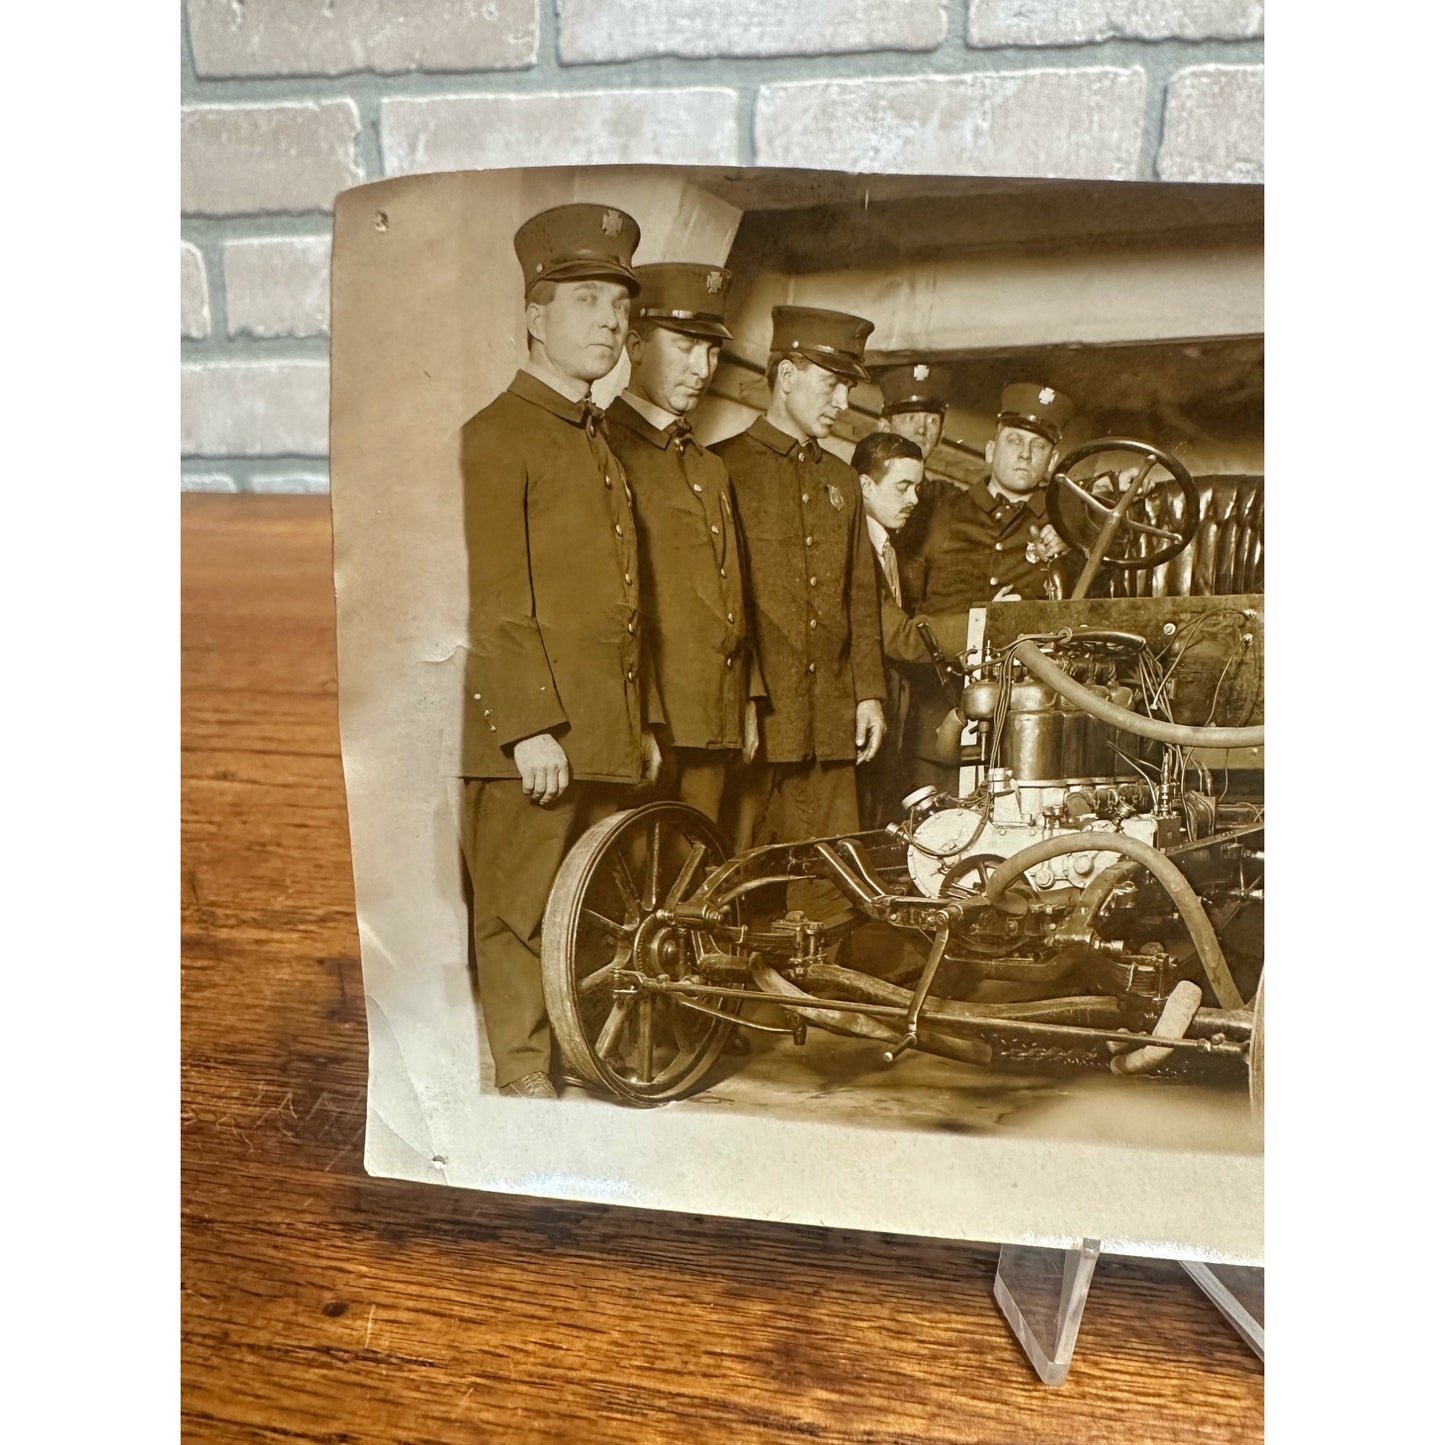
[991,583,1022,602]
[1029,521,1069,563]
[743,700,760,764]
[855,699,886,764]
[641,729,663,786]
[513,731,571,806]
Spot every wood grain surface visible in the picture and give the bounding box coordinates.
[181,494,1263,1445]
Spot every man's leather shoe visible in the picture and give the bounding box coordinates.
[498,1071,558,1099]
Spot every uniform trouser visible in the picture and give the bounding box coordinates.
[460,776,631,1089]
[661,747,730,823]
[857,736,908,830]
[726,756,861,849]
[732,759,862,926]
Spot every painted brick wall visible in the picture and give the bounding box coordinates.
[180,1,1263,494]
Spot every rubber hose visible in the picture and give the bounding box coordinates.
[982,831,1245,1010]
[1013,639,1264,749]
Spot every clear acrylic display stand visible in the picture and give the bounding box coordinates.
[1180,1259,1265,1360]
[994,1242,1263,1384]
[994,1240,1102,1385]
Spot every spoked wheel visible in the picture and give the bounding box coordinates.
[540,802,739,1106]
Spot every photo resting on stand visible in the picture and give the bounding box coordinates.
[329,164,1263,1264]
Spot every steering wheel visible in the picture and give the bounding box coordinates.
[1046,438,1200,587]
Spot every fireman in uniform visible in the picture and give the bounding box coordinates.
[459,202,662,1099]
[712,306,887,845]
[906,381,1076,792]
[606,262,765,820]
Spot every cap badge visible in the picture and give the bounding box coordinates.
[1038,386,1055,404]
[706,269,726,294]
[826,483,845,511]
[913,363,930,381]
[601,208,624,238]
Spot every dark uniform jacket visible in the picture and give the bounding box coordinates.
[712,418,886,764]
[906,477,1053,768]
[605,398,765,750]
[460,370,663,783]
[913,478,1055,612]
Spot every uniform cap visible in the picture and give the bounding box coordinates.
[998,381,1076,445]
[633,262,734,340]
[876,360,953,416]
[770,305,874,383]
[513,202,641,296]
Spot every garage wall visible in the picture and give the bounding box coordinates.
[179,1,1264,494]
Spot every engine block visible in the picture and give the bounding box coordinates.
[906,778,1158,898]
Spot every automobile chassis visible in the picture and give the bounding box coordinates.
[539,441,1265,1107]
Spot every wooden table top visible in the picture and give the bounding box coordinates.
[181,494,1263,1444]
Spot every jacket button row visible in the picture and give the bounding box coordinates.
[624,572,632,585]
[807,662,816,674]
[626,669,635,684]
[805,535,813,547]
[801,492,810,503]
[809,618,817,629]
[692,483,703,495]
[726,611,735,624]
[627,620,635,635]
[710,524,720,535]
[725,657,734,669]
[809,576,818,587]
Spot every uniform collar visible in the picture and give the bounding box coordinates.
[748,415,816,458]
[619,390,683,435]
[508,367,601,428]
[969,476,1048,518]
[520,357,591,403]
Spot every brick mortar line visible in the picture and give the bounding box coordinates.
[180,43,1264,109]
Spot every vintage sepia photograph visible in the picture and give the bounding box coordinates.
[330,164,1263,1261]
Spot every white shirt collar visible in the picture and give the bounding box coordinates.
[522,356,590,404]
[621,389,683,433]
[865,514,893,560]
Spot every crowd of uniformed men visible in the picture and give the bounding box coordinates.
[460,202,1079,1097]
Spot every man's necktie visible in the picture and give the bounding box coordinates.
[667,418,693,452]
[880,537,902,605]
[580,395,605,436]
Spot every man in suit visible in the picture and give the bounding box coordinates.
[712,306,887,846]
[605,263,764,822]
[459,202,663,1099]
[874,360,954,602]
[851,430,975,828]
